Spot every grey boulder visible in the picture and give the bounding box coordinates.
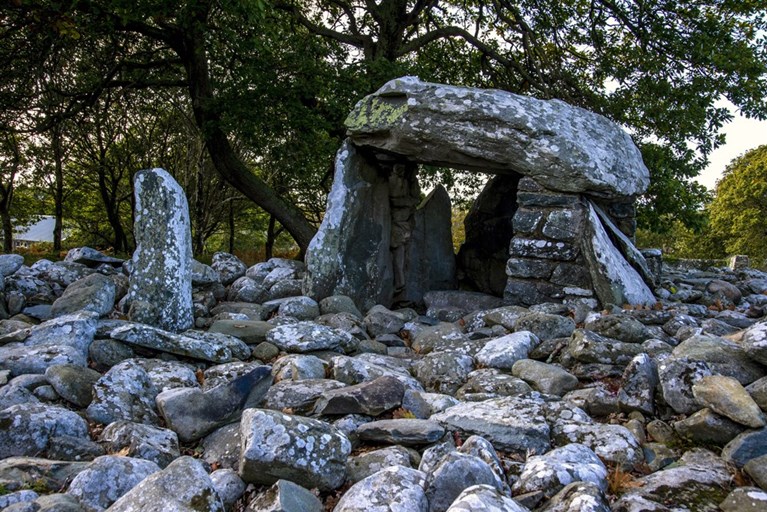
[66,455,161,511]
[239,408,351,491]
[107,456,224,512]
[156,364,272,443]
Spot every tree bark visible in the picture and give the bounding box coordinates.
[170,9,317,255]
[51,125,64,252]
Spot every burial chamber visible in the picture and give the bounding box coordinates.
[302,76,658,311]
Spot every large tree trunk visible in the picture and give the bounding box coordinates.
[51,126,64,252]
[0,202,12,253]
[172,11,317,255]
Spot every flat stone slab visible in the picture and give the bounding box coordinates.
[355,419,446,446]
[346,76,649,198]
[431,394,551,455]
[110,323,248,363]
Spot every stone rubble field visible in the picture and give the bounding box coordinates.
[2,249,767,511]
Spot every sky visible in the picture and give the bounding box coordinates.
[694,100,767,191]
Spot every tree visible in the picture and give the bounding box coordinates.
[707,145,767,260]
[0,133,23,252]
[2,0,766,253]
[277,0,767,226]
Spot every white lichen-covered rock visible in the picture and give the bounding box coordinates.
[211,252,246,286]
[426,452,507,512]
[413,351,474,395]
[266,321,355,353]
[657,357,712,415]
[99,421,180,468]
[346,77,648,198]
[446,484,529,512]
[581,203,655,307]
[430,394,550,455]
[331,354,424,391]
[540,481,611,512]
[551,421,643,469]
[512,443,608,498]
[25,311,98,352]
[66,455,161,511]
[474,331,540,370]
[110,323,248,363]
[107,456,224,512]
[0,403,90,459]
[741,321,767,366]
[127,168,193,333]
[86,359,160,426]
[239,409,351,491]
[333,466,428,512]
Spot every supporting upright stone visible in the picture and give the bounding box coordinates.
[303,141,393,310]
[581,202,655,307]
[457,175,519,297]
[401,185,456,306]
[127,168,193,332]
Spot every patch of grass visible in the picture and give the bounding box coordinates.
[606,463,644,496]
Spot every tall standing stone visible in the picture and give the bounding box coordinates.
[303,141,393,310]
[127,168,193,332]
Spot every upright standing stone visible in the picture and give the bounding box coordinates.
[127,168,193,332]
[401,185,456,306]
[303,141,393,310]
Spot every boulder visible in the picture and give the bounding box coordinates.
[333,466,428,512]
[127,168,193,332]
[512,443,607,498]
[66,455,161,511]
[156,365,272,443]
[239,409,351,491]
[431,394,550,455]
[51,273,116,318]
[107,456,224,512]
[99,421,180,468]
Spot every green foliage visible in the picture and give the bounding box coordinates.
[636,143,711,233]
[1,0,766,252]
[636,220,725,260]
[707,145,767,259]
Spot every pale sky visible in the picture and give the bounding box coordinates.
[694,100,767,191]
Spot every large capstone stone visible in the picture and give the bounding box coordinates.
[346,76,649,198]
[127,168,193,332]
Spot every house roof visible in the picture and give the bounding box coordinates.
[14,216,56,242]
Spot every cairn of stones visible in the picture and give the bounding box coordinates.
[0,85,767,512]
